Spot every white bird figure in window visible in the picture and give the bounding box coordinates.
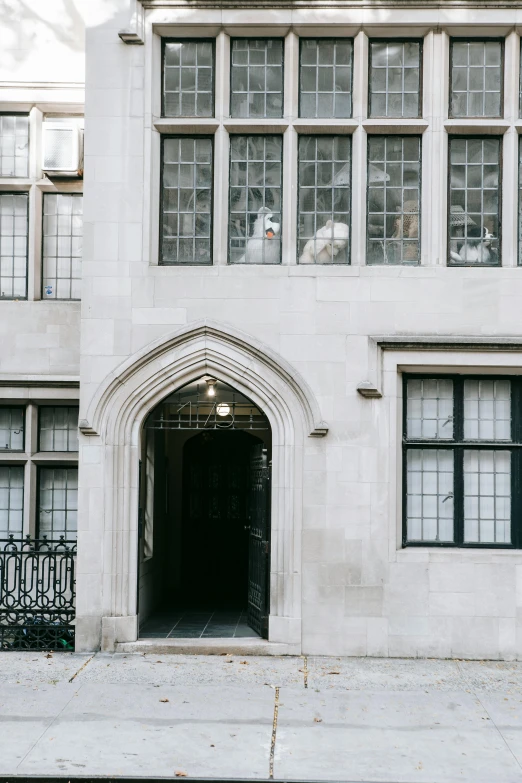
[238,207,281,264]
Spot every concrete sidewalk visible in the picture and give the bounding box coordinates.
[2,653,522,782]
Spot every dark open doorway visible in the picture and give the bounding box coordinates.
[138,378,271,640]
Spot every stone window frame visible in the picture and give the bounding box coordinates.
[0,385,79,540]
[146,16,522,268]
[0,108,83,301]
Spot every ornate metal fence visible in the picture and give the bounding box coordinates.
[0,535,76,651]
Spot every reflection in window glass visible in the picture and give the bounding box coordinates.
[229,136,282,264]
[448,137,500,265]
[161,137,212,265]
[0,408,24,451]
[406,449,454,543]
[406,379,454,440]
[0,115,29,177]
[39,407,79,452]
[297,136,350,264]
[0,466,23,536]
[230,39,283,119]
[163,41,214,117]
[367,136,421,265]
[0,193,28,299]
[42,194,83,300]
[369,41,421,118]
[464,450,511,544]
[39,467,78,539]
[450,40,502,118]
[299,39,353,119]
[463,380,511,441]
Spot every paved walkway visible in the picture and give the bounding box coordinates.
[2,653,522,782]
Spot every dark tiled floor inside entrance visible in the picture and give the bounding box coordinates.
[139,609,260,639]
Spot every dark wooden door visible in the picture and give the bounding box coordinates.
[247,444,271,638]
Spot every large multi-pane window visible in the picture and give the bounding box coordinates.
[163,40,214,117]
[42,194,82,300]
[0,466,24,536]
[0,408,24,451]
[448,137,500,265]
[39,407,79,452]
[404,377,519,547]
[297,136,351,264]
[38,467,78,539]
[0,115,29,177]
[229,135,282,264]
[0,193,28,299]
[369,40,421,118]
[161,137,213,265]
[367,136,421,265]
[230,39,284,119]
[450,40,503,118]
[299,39,353,119]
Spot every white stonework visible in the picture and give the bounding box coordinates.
[5,0,522,658]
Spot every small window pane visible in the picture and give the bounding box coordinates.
[406,449,454,542]
[230,40,283,119]
[42,194,82,300]
[38,467,77,539]
[161,137,212,265]
[369,41,421,118]
[0,193,28,299]
[0,466,24,536]
[406,379,454,440]
[450,40,502,118]
[163,41,214,117]
[449,137,500,265]
[229,135,282,264]
[464,450,511,544]
[39,407,79,452]
[298,136,350,264]
[367,136,421,265]
[464,380,511,441]
[0,115,29,177]
[0,407,24,451]
[299,39,353,119]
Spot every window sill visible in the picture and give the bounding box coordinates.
[363,119,428,134]
[397,546,522,562]
[223,119,289,133]
[0,179,32,192]
[32,452,78,464]
[293,119,358,134]
[154,118,220,134]
[444,119,510,135]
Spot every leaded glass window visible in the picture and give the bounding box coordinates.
[161,137,213,265]
[0,115,29,177]
[42,194,82,300]
[0,466,24,536]
[404,376,522,548]
[230,39,284,119]
[0,193,28,299]
[369,40,421,118]
[38,467,78,539]
[39,407,79,452]
[0,408,24,451]
[297,136,351,264]
[450,40,503,118]
[299,39,353,119]
[367,136,421,265]
[163,40,214,117]
[448,137,500,265]
[229,135,282,264]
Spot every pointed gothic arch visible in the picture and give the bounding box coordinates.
[75,319,327,652]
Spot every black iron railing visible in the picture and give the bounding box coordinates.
[0,535,76,651]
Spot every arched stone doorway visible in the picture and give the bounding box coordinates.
[75,320,327,652]
[138,378,273,639]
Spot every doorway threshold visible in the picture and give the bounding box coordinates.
[115,637,301,655]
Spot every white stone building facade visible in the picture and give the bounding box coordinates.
[4,0,522,658]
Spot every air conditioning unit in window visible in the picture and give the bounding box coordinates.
[42,120,83,176]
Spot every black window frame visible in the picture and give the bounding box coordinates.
[298,37,354,120]
[159,134,214,266]
[447,134,502,267]
[0,464,24,537]
[0,190,29,301]
[402,374,522,550]
[449,37,505,120]
[41,192,83,301]
[229,38,285,120]
[37,405,79,453]
[368,38,423,120]
[0,405,25,452]
[36,464,78,540]
[161,38,216,119]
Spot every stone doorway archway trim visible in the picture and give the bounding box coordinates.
[76,319,327,652]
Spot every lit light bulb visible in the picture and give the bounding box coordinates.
[216,403,230,417]
[208,386,215,397]
[206,378,217,397]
